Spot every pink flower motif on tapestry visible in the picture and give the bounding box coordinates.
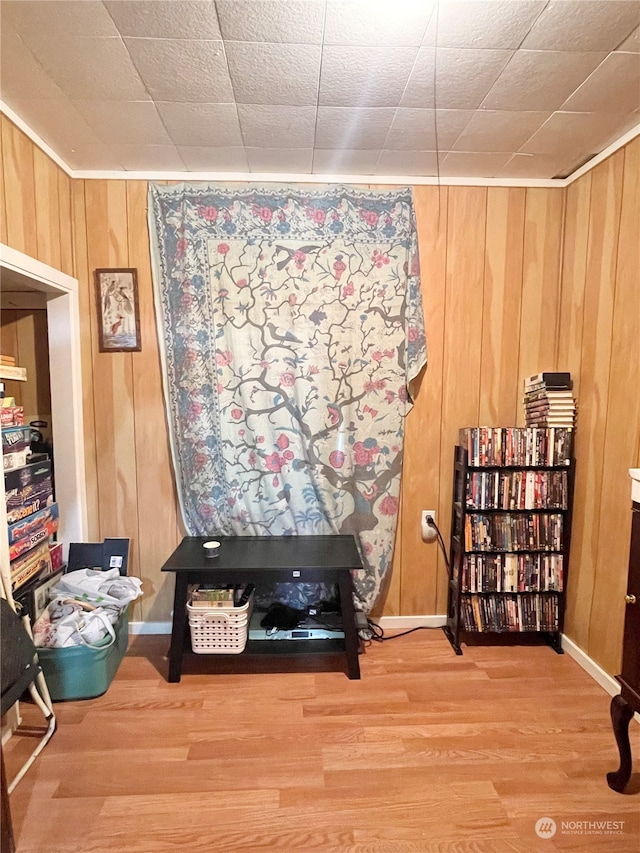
[283,450,294,461]
[194,452,209,470]
[217,383,224,395]
[176,238,188,258]
[408,326,419,342]
[188,401,203,421]
[384,349,394,359]
[216,350,233,366]
[333,256,347,281]
[252,204,272,223]
[342,280,355,297]
[363,542,373,556]
[197,206,218,222]
[360,209,379,227]
[379,495,399,516]
[353,441,378,466]
[294,251,306,269]
[226,497,236,507]
[327,404,340,425]
[217,243,230,254]
[397,386,408,403]
[180,293,194,310]
[230,408,243,420]
[308,365,319,375]
[329,450,345,469]
[307,207,326,225]
[257,436,265,443]
[364,378,386,393]
[183,348,197,367]
[281,372,296,388]
[276,434,290,450]
[265,452,282,473]
[363,405,378,418]
[259,360,270,370]
[372,248,390,268]
[288,294,297,306]
[238,429,245,437]
[235,278,248,288]
[248,450,257,466]
[372,351,383,363]
[385,390,396,403]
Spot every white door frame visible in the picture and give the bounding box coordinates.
[0,243,88,576]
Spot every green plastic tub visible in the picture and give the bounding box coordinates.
[36,611,129,701]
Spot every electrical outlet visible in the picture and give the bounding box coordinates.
[422,510,436,528]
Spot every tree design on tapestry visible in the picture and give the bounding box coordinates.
[149,185,426,610]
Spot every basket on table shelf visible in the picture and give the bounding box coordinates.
[186,590,253,654]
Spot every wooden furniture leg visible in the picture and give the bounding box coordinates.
[607,693,635,793]
[338,571,361,680]
[168,573,190,683]
[1,746,15,853]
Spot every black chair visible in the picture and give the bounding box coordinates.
[1,597,56,852]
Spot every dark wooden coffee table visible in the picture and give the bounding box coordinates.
[161,535,363,682]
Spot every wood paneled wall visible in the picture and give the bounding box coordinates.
[1,114,638,675]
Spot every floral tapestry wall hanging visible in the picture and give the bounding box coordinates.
[148,183,426,611]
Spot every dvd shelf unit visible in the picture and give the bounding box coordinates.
[444,427,575,656]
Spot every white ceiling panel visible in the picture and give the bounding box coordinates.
[375,150,439,176]
[315,107,395,150]
[521,110,638,160]
[422,1,547,50]
[217,0,325,43]
[246,147,313,173]
[312,148,380,174]
[125,38,234,102]
[323,0,434,47]
[72,100,172,146]
[237,104,317,149]
[108,144,186,171]
[13,34,149,101]
[386,109,474,152]
[439,151,512,177]
[0,1,638,180]
[562,52,640,114]
[177,145,249,170]
[319,46,419,107]
[105,1,222,39]
[156,102,243,147]
[1,0,119,37]
[226,43,321,105]
[453,110,551,153]
[521,1,640,52]
[401,47,513,110]
[482,50,608,112]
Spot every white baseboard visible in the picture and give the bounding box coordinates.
[130,621,172,635]
[375,614,448,629]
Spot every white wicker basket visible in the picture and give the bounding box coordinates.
[187,593,253,654]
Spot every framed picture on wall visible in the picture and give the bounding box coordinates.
[94,268,142,352]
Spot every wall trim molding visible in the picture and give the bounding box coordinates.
[3,99,637,189]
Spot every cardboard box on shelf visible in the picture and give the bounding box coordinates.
[2,425,31,453]
[0,406,24,427]
[8,503,59,560]
[5,459,54,524]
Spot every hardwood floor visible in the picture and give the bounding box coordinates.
[4,629,639,852]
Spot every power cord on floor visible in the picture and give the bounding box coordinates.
[361,515,451,643]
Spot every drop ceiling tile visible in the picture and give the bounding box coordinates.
[125,38,233,102]
[177,145,249,171]
[156,102,243,147]
[72,101,172,146]
[421,1,547,49]
[319,45,419,107]
[11,34,149,101]
[521,110,637,159]
[216,0,324,43]
[226,43,321,105]
[105,1,222,39]
[617,25,640,52]
[1,0,119,37]
[323,0,434,47]
[496,153,575,180]
[312,149,380,174]
[386,108,474,152]
[453,110,551,152]
[0,27,66,101]
[521,1,640,52]
[562,52,640,114]
[482,50,608,111]
[375,150,439,176]
[237,105,316,149]
[439,151,512,178]
[245,147,313,172]
[108,144,186,171]
[7,98,108,150]
[315,107,395,149]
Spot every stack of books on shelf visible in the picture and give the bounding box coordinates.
[524,372,576,429]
